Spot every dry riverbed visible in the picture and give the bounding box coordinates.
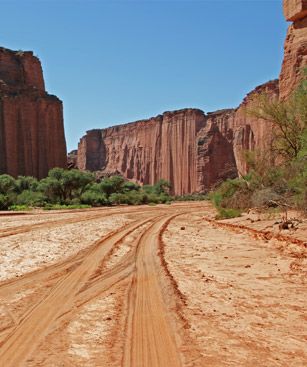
[0,202,306,366]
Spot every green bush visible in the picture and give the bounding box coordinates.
[9,205,32,211]
[0,174,16,194]
[16,190,46,207]
[216,207,241,219]
[0,170,174,210]
[175,193,208,201]
[43,204,91,210]
[15,176,39,193]
[81,190,109,206]
[0,193,15,210]
[100,176,125,197]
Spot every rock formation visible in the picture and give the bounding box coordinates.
[280,0,307,99]
[0,47,67,178]
[283,0,307,21]
[75,79,280,195]
[77,109,215,195]
[67,150,78,169]
[74,0,306,195]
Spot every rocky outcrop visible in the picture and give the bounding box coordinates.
[196,109,237,191]
[0,47,67,178]
[67,150,78,169]
[74,0,306,195]
[76,79,280,195]
[280,0,307,99]
[231,80,279,174]
[77,109,209,195]
[283,0,307,21]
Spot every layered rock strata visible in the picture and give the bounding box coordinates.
[0,47,67,178]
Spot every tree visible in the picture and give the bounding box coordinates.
[0,175,17,209]
[100,176,125,197]
[122,181,140,192]
[153,179,171,195]
[248,69,307,161]
[39,168,95,203]
[15,176,39,193]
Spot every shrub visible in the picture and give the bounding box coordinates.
[122,181,141,192]
[216,208,241,219]
[15,176,39,193]
[109,193,128,205]
[43,204,91,210]
[16,190,46,207]
[247,69,307,161]
[251,188,281,208]
[0,171,175,210]
[0,194,15,210]
[0,174,16,194]
[81,191,109,206]
[9,205,32,211]
[175,193,208,201]
[100,176,125,197]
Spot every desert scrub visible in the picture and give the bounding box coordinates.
[216,207,241,219]
[43,204,91,210]
[0,170,173,210]
[174,193,208,201]
[8,205,33,211]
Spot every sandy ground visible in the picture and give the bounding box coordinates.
[163,210,307,366]
[0,202,306,366]
[0,212,133,281]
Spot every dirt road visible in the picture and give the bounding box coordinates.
[0,203,306,366]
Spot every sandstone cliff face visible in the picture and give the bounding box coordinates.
[0,47,67,178]
[196,109,237,192]
[76,80,279,195]
[77,109,209,195]
[74,1,306,195]
[231,80,279,174]
[196,80,279,189]
[280,0,307,99]
[283,0,307,22]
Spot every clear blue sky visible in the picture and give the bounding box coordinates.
[2,0,288,151]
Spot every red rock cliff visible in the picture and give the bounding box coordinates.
[75,1,306,195]
[76,79,279,195]
[280,0,307,99]
[0,47,67,178]
[77,109,216,195]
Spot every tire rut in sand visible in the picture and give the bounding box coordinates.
[123,215,183,367]
[0,217,156,366]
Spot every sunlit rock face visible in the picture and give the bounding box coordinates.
[280,0,307,99]
[283,0,307,21]
[0,47,67,178]
[75,0,306,194]
[76,78,280,195]
[77,109,209,195]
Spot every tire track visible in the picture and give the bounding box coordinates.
[0,216,157,366]
[123,215,183,367]
[0,206,200,365]
[0,206,158,239]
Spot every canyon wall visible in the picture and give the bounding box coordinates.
[0,47,67,178]
[76,79,279,195]
[280,0,307,99]
[77,109,222,195]
[74,0,306,195]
